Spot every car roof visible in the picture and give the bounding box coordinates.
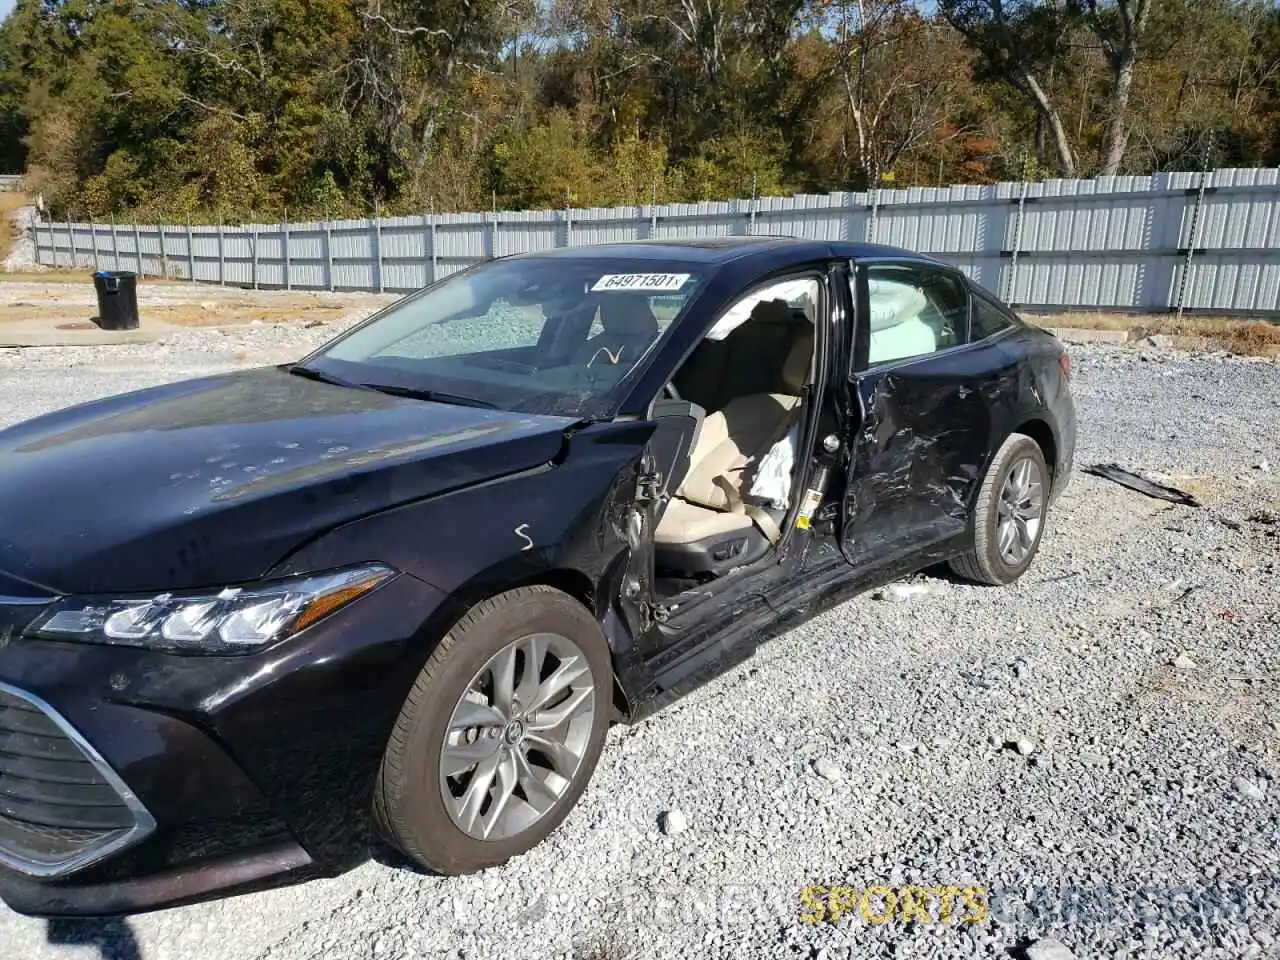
[507,236,948,268]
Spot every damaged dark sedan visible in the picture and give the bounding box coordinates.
[0,237,1075,916]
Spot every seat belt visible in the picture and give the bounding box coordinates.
[711,475,783,546]
[745,504,782,544]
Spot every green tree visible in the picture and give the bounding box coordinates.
[0,0,1274,217]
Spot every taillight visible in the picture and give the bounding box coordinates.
[1058,352,1072,381]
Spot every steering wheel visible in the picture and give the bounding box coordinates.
[662,382,682,401]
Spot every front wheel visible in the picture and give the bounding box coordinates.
[949,432,1050,585]
[373,585,611,874]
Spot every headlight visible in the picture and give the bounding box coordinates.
[26,564,396,654]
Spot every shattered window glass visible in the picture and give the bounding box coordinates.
[307,257,705,417]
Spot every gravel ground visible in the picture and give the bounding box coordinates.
[0,320,1277,960]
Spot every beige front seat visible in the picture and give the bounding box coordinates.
[653,324,813,562]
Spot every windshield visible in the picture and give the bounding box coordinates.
[304,257,706,417]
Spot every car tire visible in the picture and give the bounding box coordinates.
[373,585,611,875]
[948,432,1050,586]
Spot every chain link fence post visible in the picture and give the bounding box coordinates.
[159,221,170,278]
[282,211,291,290]
[325,219,335,291]
[89,214,100,273]
[217,218,226,285]
[429,219,438,284]
[1006,177,1029,305]
[1175,135,1214,319]
[371,202,383,294]
[866,162,882,244]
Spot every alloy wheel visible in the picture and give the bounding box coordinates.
[996,456,1045,566]
[438,632,597,841]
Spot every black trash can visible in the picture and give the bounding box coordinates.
[92,270,140,330]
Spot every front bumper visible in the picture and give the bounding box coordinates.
[0,572,450,917]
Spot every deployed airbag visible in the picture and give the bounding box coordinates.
[748,422,800,509]
[867,277,927,332]
[866,276,936,363]
[706,278,819,341]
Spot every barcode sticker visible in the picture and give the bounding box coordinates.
[591,273,690,292]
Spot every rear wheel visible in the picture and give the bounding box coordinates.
[373,585,611,874]
[949,432,1049,585]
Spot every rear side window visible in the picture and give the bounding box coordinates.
[860,264,969,367]
[970,293,1016,341]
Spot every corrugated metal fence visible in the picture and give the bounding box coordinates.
[31,167,1280,315]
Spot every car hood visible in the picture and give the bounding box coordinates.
[0,366,578,595]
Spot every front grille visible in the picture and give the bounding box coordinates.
[0,685,154,876]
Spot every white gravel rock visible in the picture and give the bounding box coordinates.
[1012,737,1037,757]
[1172,653,1198,670]
[658,809,688,836]
[811,758,844,782]
[872,581,934,603]
[1025,938,1077,960]
[1233,777,1266,802]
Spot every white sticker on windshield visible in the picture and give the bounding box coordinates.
[591,273,690,292]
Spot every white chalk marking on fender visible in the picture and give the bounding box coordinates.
[514,524,534,551]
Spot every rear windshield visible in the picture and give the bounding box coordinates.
[306,257,706,417]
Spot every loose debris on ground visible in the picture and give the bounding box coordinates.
[1085,463,1204,506]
